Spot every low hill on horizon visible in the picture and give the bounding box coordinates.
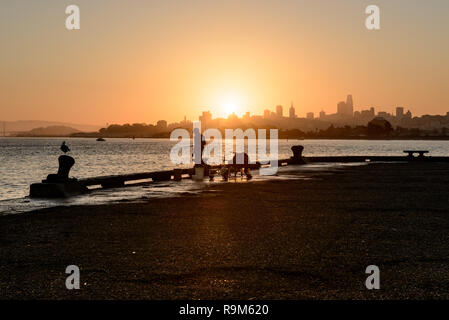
[16,125,81,137]
[1,120,101,134]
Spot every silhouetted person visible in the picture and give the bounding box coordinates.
[60,141,70,154]
[193,128,206,165]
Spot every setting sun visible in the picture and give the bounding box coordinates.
[218,92,244,117]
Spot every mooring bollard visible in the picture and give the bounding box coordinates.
[57,155,75,180]
[290,145,306,164]
[30,155,88,198]
[44,155,75,182]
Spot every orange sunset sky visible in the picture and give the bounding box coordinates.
[1,0,449,125]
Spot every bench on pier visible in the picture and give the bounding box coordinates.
[403,150,429,158]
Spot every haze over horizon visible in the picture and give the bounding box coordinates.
[1,0,449,126]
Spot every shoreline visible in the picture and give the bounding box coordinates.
[1,162,449,299]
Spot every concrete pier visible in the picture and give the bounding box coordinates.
[29,146,449,198]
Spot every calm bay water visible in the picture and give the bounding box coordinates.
[1,137,448,214]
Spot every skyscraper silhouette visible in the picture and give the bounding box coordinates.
[396,107,404,119]
[337,95,354,118]
[337,101,347,116]
[276,105,283,117]
[346,95,354,116]
[289,102,296,118]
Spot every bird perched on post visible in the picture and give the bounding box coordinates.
[60,141,70,154]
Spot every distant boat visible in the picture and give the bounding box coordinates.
[96,137,106,141]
